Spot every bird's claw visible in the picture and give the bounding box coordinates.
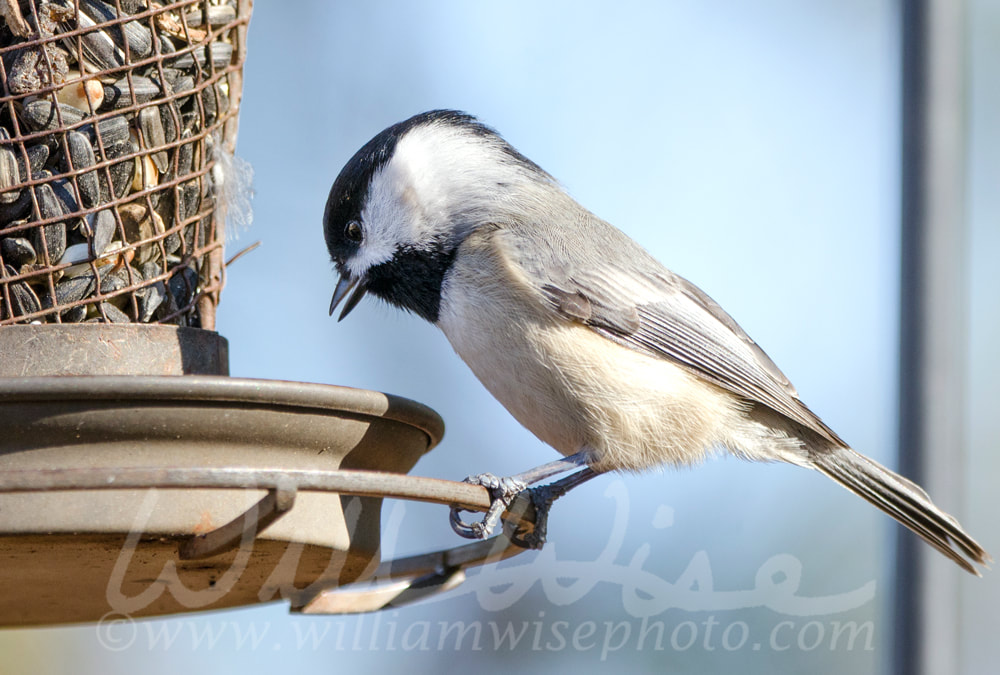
[449,473,528,540]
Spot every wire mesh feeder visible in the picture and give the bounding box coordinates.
[0,0,251,329]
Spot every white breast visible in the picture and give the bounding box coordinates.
[435,228,759,473]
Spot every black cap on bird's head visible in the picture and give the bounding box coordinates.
[324,110,550,323]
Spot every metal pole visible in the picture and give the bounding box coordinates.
[896,0,968,673]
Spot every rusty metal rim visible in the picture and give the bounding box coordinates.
[0,375,446,449]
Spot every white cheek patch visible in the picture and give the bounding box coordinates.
[346,162,419,277]
[345,120,539,280]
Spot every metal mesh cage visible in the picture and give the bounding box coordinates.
[0,0,250,329]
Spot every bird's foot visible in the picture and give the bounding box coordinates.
[508,468,598,548]
[506,483,559,550]
[450,464,599,547]
[450,473,527,540]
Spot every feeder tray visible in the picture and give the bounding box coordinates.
[0,370,539,626]
[0,325,539,626]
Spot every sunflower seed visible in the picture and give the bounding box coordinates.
[12,145,51,195]
[101,75,161,109]
[136,281,165,321]
[183,5,237,27]
[5,266,42,318]
[60,240,126,278]
[49,273,96,306]
[49,178,81,219]
[99,266,130,294]
[64,13,124,72]
[58,242,93,267]
[1,237,36,266]
[168,74,195,99]
[0,145,20,204]
[27,142,50,170]
[168,42,233,71]
[9,281,41,318]
[68,0,152,73]
[63,131,100,207]
[30,183,68,263]
[200,82,230,124]
[138,107,169,171]
[0,189,31,221]
[80,114,130,147]
[85,208,117,256]
[121,20,153,60]
[78,0,153,59]
[97,301,131,323]
[168,264,198,309]
[60,303,88,322]
[32,222,68,264]
[156,34,178,55]
[96,140,135,200]
[22,100,87,132]
[159,102,179,144]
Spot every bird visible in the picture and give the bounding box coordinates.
[324,109,989,574]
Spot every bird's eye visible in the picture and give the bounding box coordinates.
[345,220,363,243]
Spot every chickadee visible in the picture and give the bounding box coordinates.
[325,110,989,573]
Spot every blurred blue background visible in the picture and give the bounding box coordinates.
[4,0,997,672]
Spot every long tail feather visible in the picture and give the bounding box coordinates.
[811,447,990,575]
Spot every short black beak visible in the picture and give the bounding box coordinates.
[329,273,368,321]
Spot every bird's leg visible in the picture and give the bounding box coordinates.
[508,466,599,549]
[450,452,590,540]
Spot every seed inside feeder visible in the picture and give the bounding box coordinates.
[1,0,246,327]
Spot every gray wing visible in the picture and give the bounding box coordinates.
[503,215,845,447]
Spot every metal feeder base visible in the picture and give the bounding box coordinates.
[0,374,445,626]
[0,324,230,376]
